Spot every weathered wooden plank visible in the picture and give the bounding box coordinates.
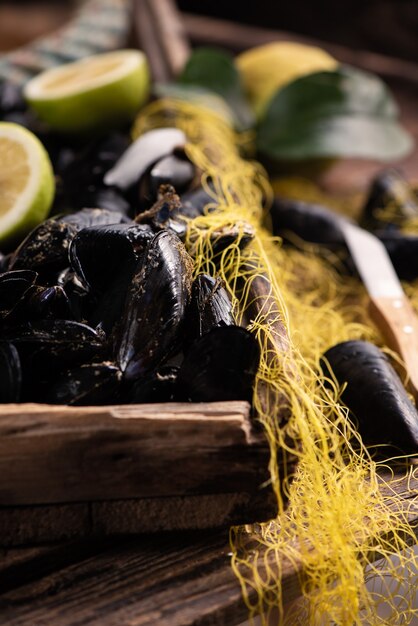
[0,402,274,507]
[0,490,277,548]
[0,401,278,544]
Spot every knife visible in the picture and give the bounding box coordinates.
[340,220,418,400]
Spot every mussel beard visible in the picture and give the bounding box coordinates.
[114,230,193,381]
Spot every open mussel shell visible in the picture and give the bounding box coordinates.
[177,326,260,403]
[321,340,418,456]
[70,223,153,292]
[9,209,127,278]
[185,274,235,345]
[0,342,22,403]
[115,230,193,380]
[129,365,179,404]
[46,362,122,406]
[104,128,187,190]
[0,251,9,273]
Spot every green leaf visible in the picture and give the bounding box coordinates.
[178,47,254,131]
[257,66,414,162]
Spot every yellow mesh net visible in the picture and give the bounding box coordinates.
[133,98,418,626]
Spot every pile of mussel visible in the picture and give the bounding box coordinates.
[0,79,260,406]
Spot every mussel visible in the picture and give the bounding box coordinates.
[70,223,153,292]
[178,326,260,403]
[9,209,127,277]
[115,230,193,380]
[46,362,122,406]
[271,197,418,281]
[321,340,418,455]
[185,274,235,345]
[361,169,418,230]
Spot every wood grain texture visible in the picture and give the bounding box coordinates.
[0,471,415,626]
[0,401,278,544]
[369,295,418,400]
[0,401,273,506]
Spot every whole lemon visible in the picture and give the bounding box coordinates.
[236,42,338,119]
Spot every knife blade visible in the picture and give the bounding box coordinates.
[339,219,418,400]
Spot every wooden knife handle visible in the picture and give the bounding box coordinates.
[369,295,418,401]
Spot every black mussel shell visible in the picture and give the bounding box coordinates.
[70,223,153,292]
[8,219,77,273]
[321,340,418,455]
[271,198,345,247]
[2,320,105,368]
[4,285,73,325]
[57,269,92,322]
[9,209,127,277]
[177,326,260,403]
[129,365,179,403]
[271,197,418,281]
[180,185,216,219]
[149,154,195,198]
[46,362,122,406]
[376,232,418,282]
[0,342,21,402]
[361,169,418,231]
[85,187,131,215]
[0,270,37,315]
[115,230,193,380]
[185,274,234,345]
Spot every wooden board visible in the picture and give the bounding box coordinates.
[0,402,278,546]
[0,470,416,626]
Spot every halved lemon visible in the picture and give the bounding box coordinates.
[0,122,54,246]
[24,49,150,133]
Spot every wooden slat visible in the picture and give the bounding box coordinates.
[0,401,273,506]
[0,401,278,544]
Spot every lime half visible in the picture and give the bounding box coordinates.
[0,122,54,246]
[24,49,150,133]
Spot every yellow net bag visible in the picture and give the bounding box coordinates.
[133,98,418,626]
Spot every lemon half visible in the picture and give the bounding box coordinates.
[24,49,150,133]
[236,42,338,118]
[0,122,54,246]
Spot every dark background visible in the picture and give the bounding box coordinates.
[177,0,418,61]
[1,1,417,61]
